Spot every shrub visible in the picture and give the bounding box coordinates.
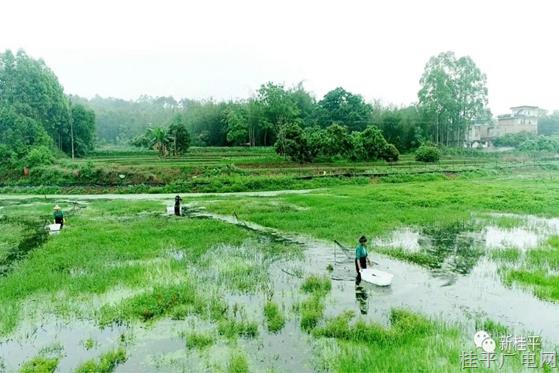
[383,143,400,162]
[415,145,441,162]
[360,126,389,160]
[493,132,535,147]
[275,123,315,162]
[23,146,54,168]
[518,136,559,152]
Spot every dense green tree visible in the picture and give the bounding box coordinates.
[418,51,490,147]
[256,82,301,146]
[0,49,95,166]
[69,102,96,157]
[0,104,53,167]
[359,126,390,161]
[167,115,191,155]
[275,123,314,162]
[275,123,397,163]
[316,87,373,131]
[376,105,422,152]
[74,95,179,144]
[0,50,71,150]
[323,124,352,157]
[538,112,559,136]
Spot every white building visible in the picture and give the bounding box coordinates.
[496,106,543,136]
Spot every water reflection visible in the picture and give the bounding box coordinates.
[355,283,369,315]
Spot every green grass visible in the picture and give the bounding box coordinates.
[205,172,559,244]
[98,283,226,326]
[499,236,559,302]
[313,309,536,373]
[184,331,215,350]
[301,275,332,296]
[300,295,325,332]
[75,347,127,373]
[504,270,559,301]
[490,248,521,263]
[227,350,249,373]
[83,338,96,350]
[4,167,559,370]
[263,301,286,333]
[4,145,557,194]
[218,319,259,339]
[475,319,509,338]
[0,199,255,335]
[19,357,59,373]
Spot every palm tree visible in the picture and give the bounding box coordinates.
[148,127,171,157]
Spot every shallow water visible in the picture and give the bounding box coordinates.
[0,318,126,372]
[196,210,559,345]
[3,204,559,371]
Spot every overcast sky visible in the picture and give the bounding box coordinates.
[2,0,557,115]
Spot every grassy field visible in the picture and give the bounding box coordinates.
[2,151,559,371]
[2,145,558,194]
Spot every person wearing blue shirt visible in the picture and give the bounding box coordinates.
[355,235,371,283]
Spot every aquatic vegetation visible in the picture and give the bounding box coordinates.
[300,295,325,332]
[0,203,254,335]
[201,244,269,293]
[504,270,559,302]
[227,350,249,373]
[301,275,332,295]
[500,235,559,302]
[218,319,259,339]
[4,168,559,371]
[99,283,226,326]
[475,319,508,338]
[83,338,97,350]
[263,301,285,333]
[299,275,332,332]
[490,248,521,263]
[75,347,127,373]
[184,331,215,350]
[19,356,59,373]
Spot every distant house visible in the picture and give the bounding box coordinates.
[465,123,498,148]
[465,105,544,148]
[496,106,543,136]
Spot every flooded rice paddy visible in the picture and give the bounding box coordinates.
[1,197,559,371]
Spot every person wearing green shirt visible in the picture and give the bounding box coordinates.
[355,235,371,283]
[53,205,65,229]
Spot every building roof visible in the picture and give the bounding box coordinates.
[511,105,539,110]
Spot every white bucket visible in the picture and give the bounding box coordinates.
[48,224,61,234]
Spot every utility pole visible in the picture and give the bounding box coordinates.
[69,99,75,160]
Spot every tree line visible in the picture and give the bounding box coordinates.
[9,47,558,168]
[0,50,95,169]
[90,51,495,155]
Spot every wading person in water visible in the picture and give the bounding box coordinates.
[355,235,371,283]
[174,195,183,216]
[53,205,65,229]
